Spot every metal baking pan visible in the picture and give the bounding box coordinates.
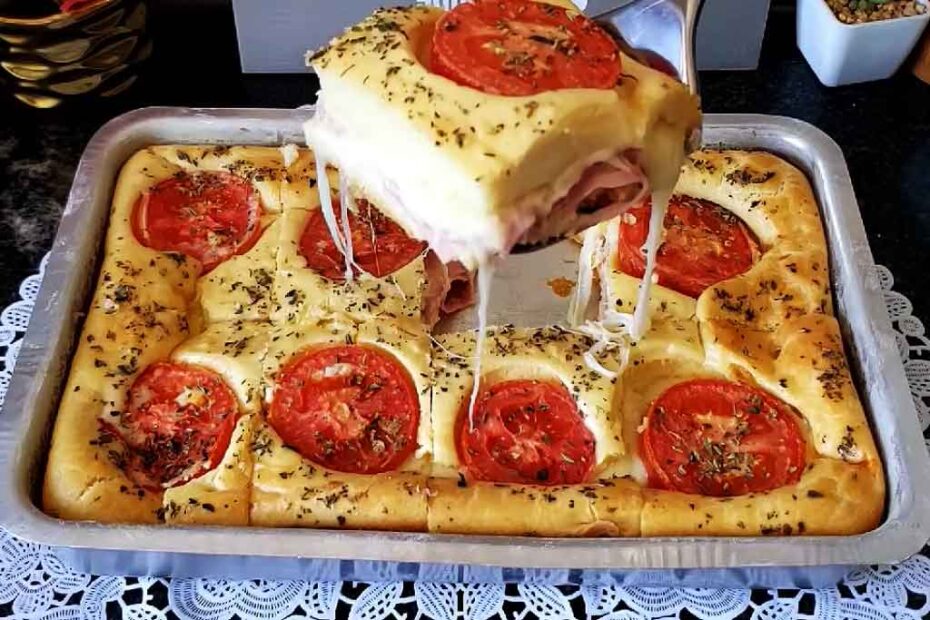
[1,108,928,588]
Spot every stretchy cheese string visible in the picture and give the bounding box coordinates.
[568,316,633,381]
[365,204,383,277]
[581,337,619,379]
[279,143,299,168]
[314,155,354,282]
[568,226,602,327]
[339,173,356,282]
[569,224,637,380]
[389,275,408,301]
[467,264,495,430]
[428,334,470,361]
[630,189,670,340]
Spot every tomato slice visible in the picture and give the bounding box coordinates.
[430,0,621,96]
[618,195,760,298]
[114,362,239,489]
[640,379,806,497]
[300,197,427,281]
[456,379,595,485]
[132,171,263,273]
[269,345,420,474]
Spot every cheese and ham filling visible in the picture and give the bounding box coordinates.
[516,152,649,251]
[307,104,653,267]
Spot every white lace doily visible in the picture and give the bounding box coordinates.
[1,258,929,620]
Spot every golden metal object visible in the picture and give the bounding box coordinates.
[0,0,150,108]
[914,29,930,84]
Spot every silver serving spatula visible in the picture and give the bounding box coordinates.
[589,0,701,92]
[592,0,702,148]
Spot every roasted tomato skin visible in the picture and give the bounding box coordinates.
[114,362,240,490]
[641,379,806,497]
[618,195,760,298]
[269,345,421,474]
[430,0,622,96]
[132,171,263,273]
[300,197,425,281]
[456,379,596,485]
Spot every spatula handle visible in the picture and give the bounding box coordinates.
[592,0,703,97]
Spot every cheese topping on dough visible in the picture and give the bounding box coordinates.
[431,326,625,476]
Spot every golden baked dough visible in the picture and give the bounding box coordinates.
[621,328,884,536]
[150,145,288,214]
[101,148,201,311]
[641,458,883,537]
[171,320,269,414]
[253,318,432,528]
[139,145,288,324]
[42,301,189,523]
[426,325,641,536]
[680,151,873,463]
[272,161,428,326]
[599,150,878,463]
[42,313,264,525]
[612,321,708,484]
[250,420,429,530]
[262,317,431,465]
[196,218,280,324]
[43,146,285,525]
[430,325,624,476]
[596,149,884,536]
[600,218,698,325]
[163,414,256,526]
[45,141,884,538]
[428,477,642,537]
[601,150,827,321]
[158,321,269,526]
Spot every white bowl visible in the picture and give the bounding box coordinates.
[797,0,930,86]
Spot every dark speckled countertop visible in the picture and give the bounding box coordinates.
[0,2,928,321]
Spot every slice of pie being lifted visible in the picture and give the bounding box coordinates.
[304,0,702,269]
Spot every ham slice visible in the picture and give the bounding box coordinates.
[516,152,650,250]
[422,251,477,327]
[442,260,476,315]
[422,153,645,324]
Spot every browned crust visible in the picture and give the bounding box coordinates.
[250,420,428,530]
[641,458,884,536]
[428,477,642,537]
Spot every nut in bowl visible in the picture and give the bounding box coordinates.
[827,0,926,24]
[797,0,930,86]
